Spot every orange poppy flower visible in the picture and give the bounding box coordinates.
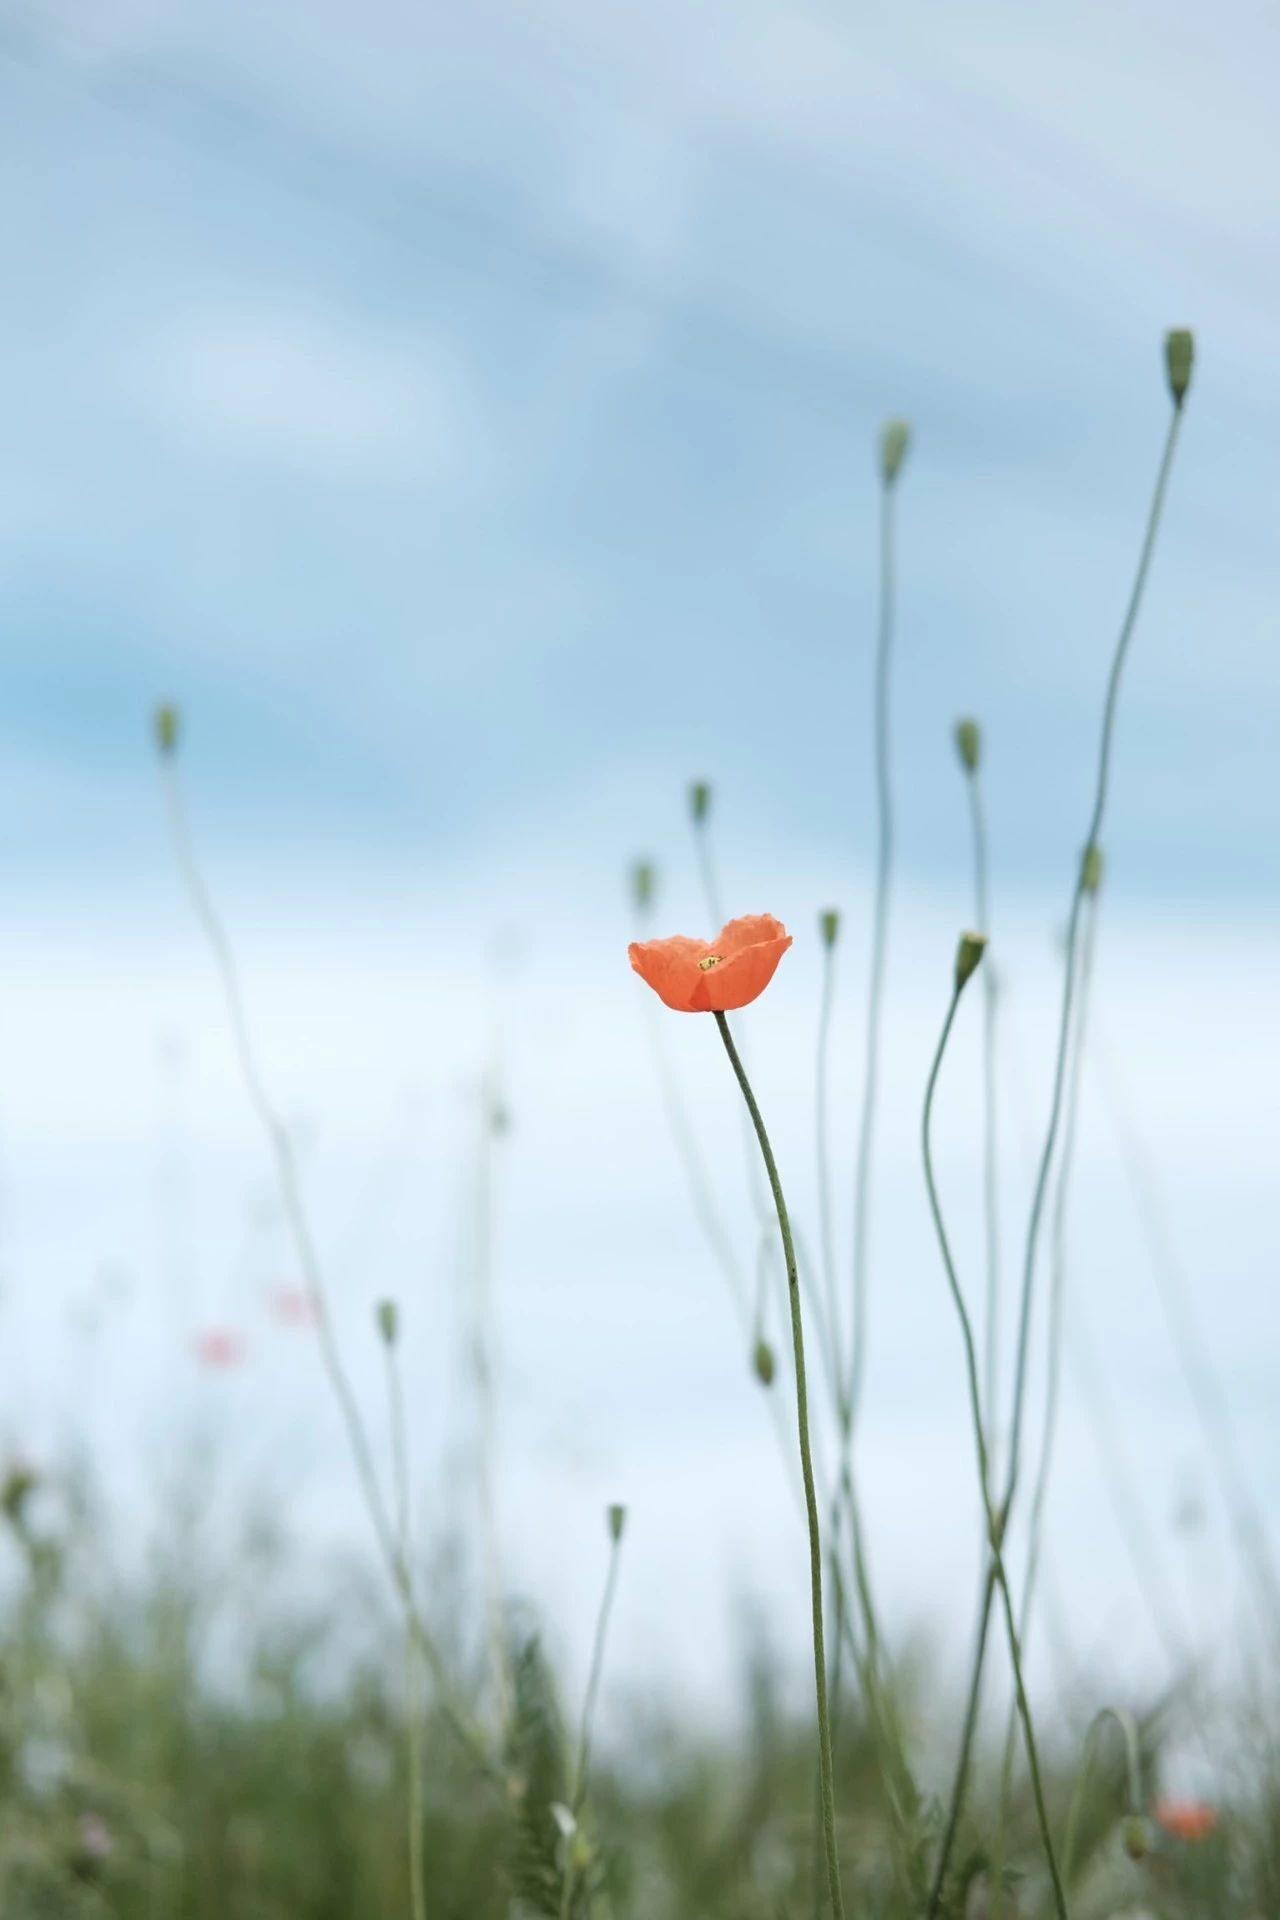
[629,914,792,1013]
[1154,1796,1218,1843]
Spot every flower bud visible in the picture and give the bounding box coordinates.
[1122,1814,1151,1862]
[819,908,840,950]
[1081,842,1104,895]
[376,1298,399,1346]
[953,717,981,774]
[879,419,910,486]
[688,780,712,826]
[607,1502,626,1543]
[1165,328,1194,407]
[153,703,180,757]
[954,930,988,994]
[752,1338,776,1387]
[629,859,656,915]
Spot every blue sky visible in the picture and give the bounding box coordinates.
[2,0,1278,1742]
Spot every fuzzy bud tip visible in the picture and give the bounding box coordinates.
[819,907,840,950]
[688,780,712,827]
[954,930,988,994]
[153,703,180,757]
[1122,1815,1151,1862]
[629,858,656,915]
[607,1502,626,1543]
[879,418,910,485]
[375,1298,399,1346]
[1165,328,1194,407]
[953,716,981,774]
[752,1338,776,1388]
[1081,842,1104,895]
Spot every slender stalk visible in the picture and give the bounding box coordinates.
[926,1567,997,1920]
[815,920,844,1391]
[159,755,495,1781]
[962,763,1001,1456]
[951,383,1189,1847]
[714,1012,846,1920]
[473,1067,511,1727]
[1004,400,1184,1515]
[847,467,898,1431]
[560,1512,626,1920]
[385,1330,428,1920]
[922,967,1069,1920]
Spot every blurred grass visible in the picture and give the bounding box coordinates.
[2,1464,1276,1918]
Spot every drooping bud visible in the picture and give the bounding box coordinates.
[953,717,981,774]
[1122,1814,1151,1862]
[1164,328,1194,408]
[607,1502,626,1543]
[153,703,180,757]
[375,1299,399,1346]
[954,930,988,994]
[819,908,840,950]
[879,419,910,486]
[688,780,712,827]
[629,859,656,915]
[1081,842,1104,895]
[752,1338,776,1387]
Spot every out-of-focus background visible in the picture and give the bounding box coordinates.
[2,0,1277,1747]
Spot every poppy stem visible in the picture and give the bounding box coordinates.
[384,1328,428,1920]
[713,1011,846,1920]
[922,972,1069,1920]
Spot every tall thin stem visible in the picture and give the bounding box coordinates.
[922,970,1069,1920]
[815,928,844,1392]
[714,1012,846,1920]
[848,470,898,1430]
[963,766,1001,1456]
[946,389,1189,1856]
[159,756,494,1781]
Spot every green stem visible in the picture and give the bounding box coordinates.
[957,396,1187,1835]
[714,1012,846,1920]
[922,980,1069,1920]
[926,1566,997,1919]
[815,935,844,1392]
[848,471,897,1431]
[963,768,1001,1459]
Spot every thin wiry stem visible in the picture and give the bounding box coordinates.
[815,932,844,1392]
[1003,401,1184,1515]
[848,472,897,1430]
[922,975,1069,1920]
[963,767,1002,1458]
[385,1335,428,1920]
[714,1012,846,1920]
[559,1519,626,1920]
[160,759,495,1781]
[949,394,1188,1847]
[926,1566,997,1920]
[472,1068,511,1728]
[998,892,1101,1849]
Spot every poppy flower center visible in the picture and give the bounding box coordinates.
[698,953,723,971]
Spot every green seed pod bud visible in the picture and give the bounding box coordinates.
[954,930,988,994]
[819,908,840,950]
[153,703,180,757]
[1165,328,1194,407]
[953,717,981,774]
[607,1503,626,1543]
[630,859,656,915]
[879,418,910,485]
[1081,842,1104,895]
[752,1338,776,1387]
[1122,1814,1150,1862]
[375,1298,399,1346]
[688,780,712,826]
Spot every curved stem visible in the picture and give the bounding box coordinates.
[714,1012,846,1920]
[161,763,495,1782]
[964,769,1001,1459]
[1061,1706,1143,1884]
[922,980,1069,1920]
[848,474,897,1430]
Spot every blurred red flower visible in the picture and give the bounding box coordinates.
[1154,1797,1218,1843]
[194,1328,247,1370]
